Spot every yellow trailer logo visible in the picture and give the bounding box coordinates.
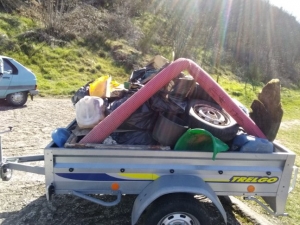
[230,176,279,183]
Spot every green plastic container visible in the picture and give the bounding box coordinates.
[174,128,229,160]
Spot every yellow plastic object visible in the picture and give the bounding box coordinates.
[174,129,229,160]
[89,75,111,97]
[111,80,121,89]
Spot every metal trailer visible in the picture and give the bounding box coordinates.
[0,122,298,225]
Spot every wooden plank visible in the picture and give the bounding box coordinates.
[64,143,171,150]
[64,133,78,147]
[72,125,92,136]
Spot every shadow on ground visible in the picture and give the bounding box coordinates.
[1,194,242,225]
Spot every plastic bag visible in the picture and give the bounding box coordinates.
[107,94,157,131]
[75,96,106,128]
[150,92,187,114]
[71,81,92,105]
[150,75,194,114]
[112,131,158,145]
[230,134,274,153]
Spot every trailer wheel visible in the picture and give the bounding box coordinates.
[1,166,13,181]
[144,193,211,225]
[187,99,239,142]
[6,91,28,107]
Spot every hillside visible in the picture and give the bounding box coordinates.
[1,0,300,95]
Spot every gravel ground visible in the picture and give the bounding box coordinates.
[0,97,278,225]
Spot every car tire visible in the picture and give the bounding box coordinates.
[144,193,211,225]
[187,99,239,142]
[6,91,28,107]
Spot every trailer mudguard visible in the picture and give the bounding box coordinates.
[131,174,227,225]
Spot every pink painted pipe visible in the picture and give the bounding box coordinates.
[80,58,266,144]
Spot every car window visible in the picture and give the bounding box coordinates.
[3,58,18,74]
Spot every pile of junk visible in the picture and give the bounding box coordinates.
[52,56,280,160]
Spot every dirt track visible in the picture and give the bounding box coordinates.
[0,97,266,225]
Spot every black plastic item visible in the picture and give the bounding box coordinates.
[129,68,159,84]
[71,80,93,105]
[140,69,159,84]
[107,94,158,131]
[152,113,189,148]
[112,131,158,145]
[150,75,194,114]
[150,92,187,114]
[129,68,146,82]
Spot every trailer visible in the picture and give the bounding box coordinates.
[0,120,298,225]
[0,58,298,225]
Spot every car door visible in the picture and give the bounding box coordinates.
[0,57,14,98]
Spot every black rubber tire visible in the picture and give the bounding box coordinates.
[144,193,211,225]
[6,91,28,107]
[187,99,239,142]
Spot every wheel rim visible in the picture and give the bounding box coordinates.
[158,212,201,225]
[193,104,230,126]
[9,92,25,104]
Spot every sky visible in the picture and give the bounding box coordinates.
[269,0,300,21]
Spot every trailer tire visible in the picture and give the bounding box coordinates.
[6,91,28,107]
[187,99,239,142]
[144,193,211,225]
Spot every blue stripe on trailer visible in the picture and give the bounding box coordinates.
[56,173,151,181]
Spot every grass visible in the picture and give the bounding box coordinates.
[4,43,128,97]
[0,13,129,97]
[262,107,300,225]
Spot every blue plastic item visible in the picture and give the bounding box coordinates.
[231,134,274,153]
[51,128,71,148]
